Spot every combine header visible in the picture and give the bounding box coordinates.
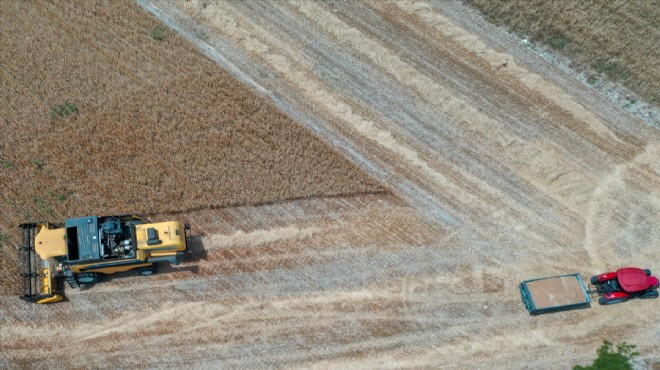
[19,223,64,304]
[19,214,190,304]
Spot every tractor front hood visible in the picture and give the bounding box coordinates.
[35,226,67,259]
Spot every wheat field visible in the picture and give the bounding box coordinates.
[0,1,382,293]
[1,1,659,368]
[466,0,660,106]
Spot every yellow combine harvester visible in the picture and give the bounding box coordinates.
[19,214,190,304]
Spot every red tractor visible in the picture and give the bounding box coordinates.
[590,267,659,305]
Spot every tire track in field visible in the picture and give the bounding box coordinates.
[277,1,593,255]
[287,1,607,215]
[393,2,625,147]
[169,0,586,256]
[168,1,485,225]
[583,142,660,270]
[1,196,472,369]
[23,1,655,368]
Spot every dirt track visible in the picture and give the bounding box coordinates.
[2,1,659,369]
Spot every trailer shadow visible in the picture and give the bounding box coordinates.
[76,235,207,291]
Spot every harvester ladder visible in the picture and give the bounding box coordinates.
[63,265,79,289]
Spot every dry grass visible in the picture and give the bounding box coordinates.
[465,0,660,106]
[0,1,382,293]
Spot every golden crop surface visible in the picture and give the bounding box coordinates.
[0,1,382,292]
[466,0,660,106]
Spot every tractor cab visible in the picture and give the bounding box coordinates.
[617,267,653,293]
[590,267,660,305]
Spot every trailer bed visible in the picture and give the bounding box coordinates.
[520,273,591,314]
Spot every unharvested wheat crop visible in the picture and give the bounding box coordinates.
[466,0,660,106]
[0,1,382,293]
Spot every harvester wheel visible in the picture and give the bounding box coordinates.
[137,266,156,276]
[590,276,599,285]
[644,269,652,276]
[77,272,100,284]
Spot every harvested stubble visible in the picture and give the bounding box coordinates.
[466,0,660,106]
[0,1,382,293]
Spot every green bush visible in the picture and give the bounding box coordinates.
[48,190,68,202]
[50,101,79,119]
[573,341,639,370]
[151,24,168,41]
[33,196,55,216]
[31,159,45,169]
[594,60,630,81]
[547,35,569,50]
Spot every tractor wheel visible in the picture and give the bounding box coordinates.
[644,269,652,276]
[598,297,625,305]
[137,266,156,276]
[76,272,100,284]
[590,276,599,285]
[640,290,659,299]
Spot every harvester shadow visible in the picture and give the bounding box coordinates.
[182,234,208,263]
[76,235,207,291]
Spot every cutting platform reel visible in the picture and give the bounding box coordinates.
[19,223,64,304]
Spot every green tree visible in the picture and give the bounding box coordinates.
[573,341,639,370]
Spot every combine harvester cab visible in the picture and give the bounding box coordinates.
[519,273,592,315]
[19,215,191,304]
